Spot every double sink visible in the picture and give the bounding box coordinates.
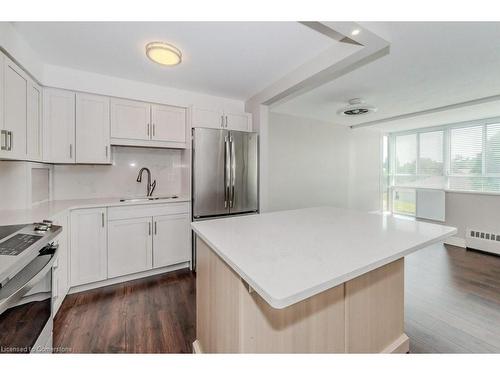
[119,195,179,203]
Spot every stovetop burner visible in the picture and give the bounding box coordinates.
[0,233,44,256]
[0,224,28,242]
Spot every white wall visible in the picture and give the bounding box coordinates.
[265,112,382,213]
[52,147,185,200]
[348,127,383,211]
[445,191,500,240]
[266,112,351,212]
[42,64,244,112]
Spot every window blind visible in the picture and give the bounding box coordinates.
[389,117,500,195]
[450,125,483,175]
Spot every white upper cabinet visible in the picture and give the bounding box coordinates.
[3,56,28,160]
[70,207,108,287]
[151,104,186,144]
[43,88,75,163]
[76,93,110,164]
[27,80,43,161]
[111,98,187,148]
[153,213,191,269]
[110,98,150,141]
[191,107,225,129]
[190,107,252,132]
[107,217,153,278]
[225,112,252,132]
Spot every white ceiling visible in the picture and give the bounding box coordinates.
[11,22,335,100]
[271,22,500,130]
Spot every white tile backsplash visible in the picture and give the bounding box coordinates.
[53,146,185,200]
[31,168,50,204]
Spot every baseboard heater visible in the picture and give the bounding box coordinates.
[465,228,500,256]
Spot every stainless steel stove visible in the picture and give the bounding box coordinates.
[0,221,62,353]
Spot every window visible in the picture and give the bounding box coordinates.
[386,117,500,215]
[419,131,444,175]
[450,126,482,175]
[486,123,500,174]
[393,130,444,189]
[392,188,416,216]
[382,135,390,211]
[395,134,417,175]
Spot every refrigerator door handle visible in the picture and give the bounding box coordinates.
[230,135,236,208]
[224,135,230,208]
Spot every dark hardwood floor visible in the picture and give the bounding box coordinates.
[54,269,195,353]
[405,244,500,353]
[54,244,500,353]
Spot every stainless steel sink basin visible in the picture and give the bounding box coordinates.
[119,195,179,203]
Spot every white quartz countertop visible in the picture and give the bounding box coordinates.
[0,196,190,226]
[191,206,457,309]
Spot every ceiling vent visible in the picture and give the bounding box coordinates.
[337,98,377,116]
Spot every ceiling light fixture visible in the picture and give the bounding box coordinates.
[145,42,182,66]
[337,98,377,116]
[351,29,361,36]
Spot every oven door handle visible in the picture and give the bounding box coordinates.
[0,246,58,315]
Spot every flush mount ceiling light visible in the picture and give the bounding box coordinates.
[145,42,182,66]
[337,98,377,116]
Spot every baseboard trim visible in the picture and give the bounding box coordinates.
[69,262,190,294]
[444,236,466,248]
[382,333,410,354]
[192,340,203,354]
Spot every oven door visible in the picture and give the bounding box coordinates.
[0,244,58,354]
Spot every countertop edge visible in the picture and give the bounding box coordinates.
[192,224,457,309]
[0,197,191,226]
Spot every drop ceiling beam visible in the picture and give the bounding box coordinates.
[245,22,390,109]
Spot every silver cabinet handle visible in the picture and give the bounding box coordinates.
[69,144,73,159]
[230,136,235,208]
[225,115,228,129]
[148,222,152,236]
[101,212,105,227]
[105,145,108,158]
[221,115,224,128]
[224,135,230,208]
[152,123,156,137]
[154,221,157,235]
[7,131,13,151]
[0,130,6,151]
[147,123,150,137]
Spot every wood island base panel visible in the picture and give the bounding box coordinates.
[194,238,409,354]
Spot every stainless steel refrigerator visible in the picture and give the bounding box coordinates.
[192,128,259,220]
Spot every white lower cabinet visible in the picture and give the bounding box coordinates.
[69,203,190,290]
[108,217,153,278]
[70,207,107,287]
[51,211,70,315]
[153,213,190,268]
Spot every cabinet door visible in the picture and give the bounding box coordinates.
[27,81,43,161]
[0,52,5,157]
[110,98,151,141]
[153,213,190,268]
[52,212,69,315]
[191,107,224,129]
[43,88,75,163]
[225,112,251,132]
[4,57,28,159]
[151,104,186,143]
[76,93,110,163]
[108,217,153,278]
[70,208,107,286]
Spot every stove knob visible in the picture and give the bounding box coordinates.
[42,220,53,228]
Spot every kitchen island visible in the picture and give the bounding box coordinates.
[191,207,457,353]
